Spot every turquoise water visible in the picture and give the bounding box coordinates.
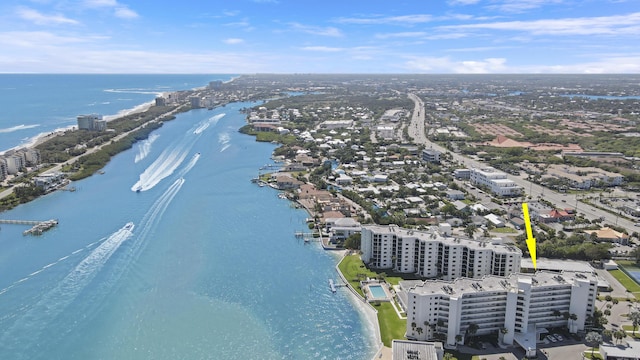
[368,285,386,299]
[0,77,377,359]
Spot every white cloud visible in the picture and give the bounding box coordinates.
[300,46,343,52]
[405,56,508,73]
[83,0,138,19]
[336,14,433,25]
[114,7,138,19]
[84,0,118,7]
[223,38,244,44]
[0,31,93,47]
[375,32,428,39]
[442,12,640,36]
[448,0,481,5]
[488,0,565,13]
[289,23,342,37]
[16,7,79,26]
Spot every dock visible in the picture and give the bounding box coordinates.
[329,279,337,293]
[294,231,319,242]
[0,219,59,236]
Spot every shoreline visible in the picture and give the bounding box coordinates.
[2,75,383,358]
[289,191,384,358]
[0,98,159,157]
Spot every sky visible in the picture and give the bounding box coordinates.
[1,0,639,74]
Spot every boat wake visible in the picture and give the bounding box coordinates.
[193,113,225,134]
[0,240,104,297]
[131,144,190,192]
[219,132,231,152]
[134,133,159,163]
[0,223,135,353]
[131,113,224,192]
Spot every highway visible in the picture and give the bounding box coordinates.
[406,92,637,236]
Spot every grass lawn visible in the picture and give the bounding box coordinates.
[375,302,407,347]
[622,325,640,339]
[338,254,380,297]
[337,254,402,296]
[608,269,640,299]
[583,350,603,360]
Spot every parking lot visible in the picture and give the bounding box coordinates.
[457,332,587,360]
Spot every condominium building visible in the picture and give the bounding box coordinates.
[360,225,521,281]
[399,271,598,355]
[77,114,107,131]
[470,167,522,197]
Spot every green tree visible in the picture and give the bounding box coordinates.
[466,323,479,342]
[464,224,477,238]
[585,331,603,359]
[630,311,640,335]
[344,233,361,250]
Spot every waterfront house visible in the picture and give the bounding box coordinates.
[274,175,304,190]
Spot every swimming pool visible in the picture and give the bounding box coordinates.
[369,284,387,299]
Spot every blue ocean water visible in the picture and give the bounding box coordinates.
[0,76,377,359]
[0,74,219,153]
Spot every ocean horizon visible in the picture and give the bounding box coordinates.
[0,75,378,359]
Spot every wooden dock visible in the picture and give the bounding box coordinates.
[0,219,59,236]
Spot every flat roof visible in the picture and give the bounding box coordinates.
[392,340,441,360]
[600,340,640,359]
[521,258,595,273]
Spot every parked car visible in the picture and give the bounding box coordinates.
[546,335,557,343]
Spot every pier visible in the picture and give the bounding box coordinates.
[329,279,337,293]
[0,219,59,236]
[294,231,319,242]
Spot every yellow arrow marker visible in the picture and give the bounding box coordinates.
[521,202,537,270]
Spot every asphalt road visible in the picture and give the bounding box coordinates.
[406,93,637,236]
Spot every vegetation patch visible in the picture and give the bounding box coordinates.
[376,302,406,347]
[608,269,640,299]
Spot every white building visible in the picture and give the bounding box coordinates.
[4,154,24,174]
[470,167,522,197]
[325,217,361,243]
[399,271,598,354]
[77,114,106,131]
[0,159,7,180]
[360,225,521,281]
[377,125,396,140]
[422,149,441,163]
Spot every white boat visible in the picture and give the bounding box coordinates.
[124,222,135,231]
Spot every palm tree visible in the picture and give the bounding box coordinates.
[455,334,462,344]
[585,331,603,359]
[464,224,477,238]
[613,329,627,344]
[466,323,479,343]
[630,311,640,335]
[569,313,578,332]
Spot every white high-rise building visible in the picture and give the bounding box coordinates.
[77,114,106,131]
[470,167,522,197]
[399,271,598,355]
[360,225,521,281]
